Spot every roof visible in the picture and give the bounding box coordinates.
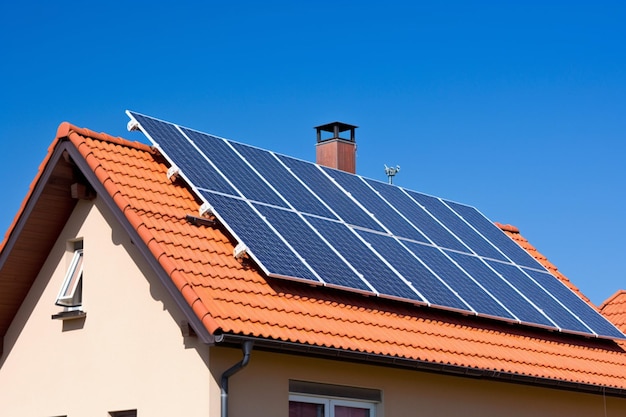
[2,122,626,394]
[600,291,626,331]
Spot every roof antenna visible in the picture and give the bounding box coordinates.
[384,164,400,185]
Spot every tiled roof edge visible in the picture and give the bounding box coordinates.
[64,125,222,336]
[494,222,519,233]
[56,121,155,154]
[600,290,626,311]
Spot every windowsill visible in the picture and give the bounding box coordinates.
[52,310,87,320]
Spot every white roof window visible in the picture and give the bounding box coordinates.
[55,243,83,309]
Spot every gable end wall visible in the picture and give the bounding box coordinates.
[0,197,212,416]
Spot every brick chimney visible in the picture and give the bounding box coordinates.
[315,122,358,174]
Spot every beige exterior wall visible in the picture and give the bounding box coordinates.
[0,197,212,416]
[211,346,626,417]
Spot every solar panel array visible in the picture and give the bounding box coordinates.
[126,110,625,340]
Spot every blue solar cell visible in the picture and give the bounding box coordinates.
[253,204,372,292]
[356,230,469,310]
[445,251,553,327]
[487,261,590,333]
[199,191,319,282]
[402,241,515,320]
[305,216,422,302]
[525,269,624,339]
[446,201,544,270]
[181,127,288,208]
[230,142,337,219]
[323,168,430,243]
[130,113,236,195]
[365,179,470,252]
[276,155,384,232]
[406,191,508,262]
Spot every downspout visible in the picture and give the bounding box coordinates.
[220,340,253,417]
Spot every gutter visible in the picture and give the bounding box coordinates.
[220,340,253,417]
[218,334,626,399]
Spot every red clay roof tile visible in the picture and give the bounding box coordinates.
[600,290,626,332]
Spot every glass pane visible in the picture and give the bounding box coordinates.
[334,405,370,417]
[290,401,324,417]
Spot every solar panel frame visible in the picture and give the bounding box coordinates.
[304,216,427,303]
[322,167,431,243]
[405,190,510,262]
[401,240,517,320]
[198,191,322,283]
[444,200,546,270]
[230,141,338,219]
[356,229,471,311]
[276,155,386,232]
[525,269,624,339]
[364,178,472,253]
[487,260,591,334]
[253,203,375,293]
[444,251,555,327]
[130,114,238,196]
[181,127,289,208]
[126,110,626,340]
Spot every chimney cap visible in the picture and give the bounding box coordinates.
[314,121,358,143]
[314,121,358,132]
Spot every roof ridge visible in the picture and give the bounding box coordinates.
[600,290,626,311]
[56,121,155,154]
[494,222,519,234]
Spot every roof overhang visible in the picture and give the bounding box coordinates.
[217,333,626,398]
[0,141,79,349]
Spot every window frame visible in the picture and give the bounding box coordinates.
[55,246,83,309]
[109,410,137,417]
[289,393,376,417]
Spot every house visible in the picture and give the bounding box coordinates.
[1,115,626,416]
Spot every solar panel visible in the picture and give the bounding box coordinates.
[402,240,515,320]
[322,167,429,243]
[200,192,319,282]
[230,141,337,219]
[253,203,372,292]
[304,216,421,301]
[276,155,384,232]
[126,110,625,340]
[364,178,471,252]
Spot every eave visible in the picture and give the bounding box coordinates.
[0,140,79,347]
[218,333,626,398]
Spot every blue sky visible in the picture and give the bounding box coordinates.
[1,1,624,306]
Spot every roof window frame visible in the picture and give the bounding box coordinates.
[55,247,83,309]
[52,239,86,320]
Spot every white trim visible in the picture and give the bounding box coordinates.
[289,393,376,417]
[55,248,83,308]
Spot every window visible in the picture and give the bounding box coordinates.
[56,240,83,309]
[289,395,375,417]
[289,381,379,417]
[109,410,137,417]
